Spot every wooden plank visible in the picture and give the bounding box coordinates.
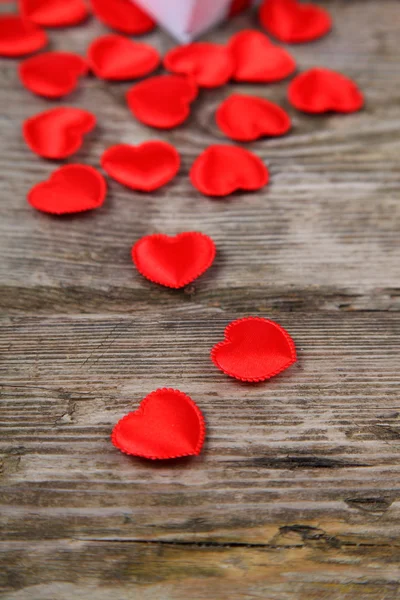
[0,1,399,314]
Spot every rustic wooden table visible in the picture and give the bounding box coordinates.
[1,1,400,598]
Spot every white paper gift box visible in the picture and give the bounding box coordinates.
[134,0,259,43]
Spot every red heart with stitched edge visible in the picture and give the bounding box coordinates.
[132,232,216,289]
[211,317,297,382]
[288,68,364,113]
[28,164,106,214]
[164,42,234,88]
[101,141,180,192]
[19,51,88,98]
[126,75,198,129]
[20,0,88,27]
[88,35,160,81]
[228,30,296,83]
[259,0,331,43]
[190,145,269,197]
[23,107,96,159]
[89,0,155,35]
[112,389,206,460]
[0,15,47,57]
[216,94,291,141]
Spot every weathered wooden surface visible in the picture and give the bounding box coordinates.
[1,0,400,598]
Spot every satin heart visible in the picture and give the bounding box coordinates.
[190,145,269,197]
[164,42,234,88]
[126,75,198,129]
[28,164,106,214]
[101,142,180,192]
[20,0,88,27]
[0,15,47,57]
[229,0,252,17]
[88,35,160,81]
[19,51,88,98]
[288,68,364,113]
[228,30,296,82]
[211,317,297,382]
[259,0,331,43]
[132,232,216,289]
[112,389,206,460]
[89,0,155,35]
[23,107,96,159]
[216,94,291,141]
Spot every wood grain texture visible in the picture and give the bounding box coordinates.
[1,0,400,598]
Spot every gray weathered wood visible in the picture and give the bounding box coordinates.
[1,0,400,598]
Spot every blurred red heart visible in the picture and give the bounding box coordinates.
[28,164,106,214]
[89,0,155,34]
[228,30,296,82]
[88,34,160,81]
[229,0,252,17]
[288,68,364,113]
[19,51,88,98]
[0,15,47,57]
[20,0,88,27]
[164,42,234,88]
[112,389,206,460]
[190,145,269,197]
[211,317,297,382]
[217,94,291,141]
[23,107,96,159]
[132,232,216,288]
[102,141,180,192]
[259,0,331,43]
[127,75,198,129]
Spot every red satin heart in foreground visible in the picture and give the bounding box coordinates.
[88,35,160,81]
[19,52,88,98]
[217,94,291,141]
[89,0,155,34]
[228,30,296,83]
[112,389,206,460]
[0,15,47,57]
[132,232,216,288]
[28,164,106,214]
[101,141,180,192]
[20,0,88,27]
[288,68,364,113]
[164,43,234,88]
[23,107,96,159]
[127,75,198,129]
[190,145,269,197]
[212,317,296,382]
[259,0,331,43]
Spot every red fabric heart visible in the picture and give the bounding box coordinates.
[211,317,296,382]
[89,0,155,35]
[259,0,331,43]
[19,51,88,98]
[229,0,252,17]
[126,75,198,129]
[190,145,269,197]
[216,93,291,141]
[164,42,234,88]
[0,15,47,57]
[228,30,296,83]
[23,107,96,159]
[20,0,88,27]
[288,68,364,113]
[132,232,216,289]
[112,389,206,460]
[88,34,160,81]
[101,141,180,192]
[28,164,106,214]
